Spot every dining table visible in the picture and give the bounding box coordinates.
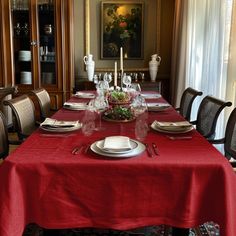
[0,91,236,236]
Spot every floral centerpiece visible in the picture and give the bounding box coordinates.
[103,90,135,122]
[108,90,131,105]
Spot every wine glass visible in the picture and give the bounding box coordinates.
[93,74,98,85]
[135,113,149,141]
[122,75,132,91]
[103,73,112,88]
[96,80,109,96]
[89,95,108,131]
[131,94,147,117]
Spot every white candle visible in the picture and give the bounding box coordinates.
[120,47,123,72]
[114,61,117,87]
[86,0,90,54]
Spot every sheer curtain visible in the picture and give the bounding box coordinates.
[171,0,233,139]
[226,0,236,114]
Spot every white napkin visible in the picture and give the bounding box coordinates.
[63,102,87,110]
[40,118,80,128]
[147,103,170,111]
[141,93,161,99]
[153,120,192,131]
[75,92,95,99]
[103,136,132,151]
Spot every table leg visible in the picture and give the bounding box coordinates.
[172,227,189,236]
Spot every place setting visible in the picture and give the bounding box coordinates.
[150,120,194,134]
[74,91,95,99]
[147,102,171,112]
[63,102,88,110]
[89,135,146,158]
[40,117,82,133]
[140,93,162,99]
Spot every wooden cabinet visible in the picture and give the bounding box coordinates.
[0,0,74,109]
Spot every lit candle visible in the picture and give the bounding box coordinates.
[114,61,117,87]
[120,47,123,72]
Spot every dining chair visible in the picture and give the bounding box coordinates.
[210,107,236,167]
[0,111,9,160]
[30,88,52,121]
[176,87,203,121]
[3,95,37,141]
[192,95,232,141]
[0,86,18,128]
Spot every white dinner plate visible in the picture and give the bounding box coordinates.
[90,139,145,158]
[151,122,194,134]
[95,139,138,154]
[40,124,82,133]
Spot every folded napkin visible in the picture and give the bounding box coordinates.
[147,103,170,111]
[75,92,95,99]
[63,102,87,110]
[141,93,161,99]
[40,118,80,129]
[153,120,192,131]
[103,136,132,151]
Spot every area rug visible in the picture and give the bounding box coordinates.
[23,223,219,236]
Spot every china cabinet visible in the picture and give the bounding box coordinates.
[0,0,74,109]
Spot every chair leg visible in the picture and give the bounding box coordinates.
[172,227,189,236]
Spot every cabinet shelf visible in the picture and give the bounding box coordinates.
[40,60,55,63]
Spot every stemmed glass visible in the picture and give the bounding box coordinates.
[96,80,109,97]
[88,95,108,131]
[103,73,112,88]
[131,94,148,117]
[122,74,132,91]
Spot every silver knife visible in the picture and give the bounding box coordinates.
[145,143,154,158]
[152,143,159,155]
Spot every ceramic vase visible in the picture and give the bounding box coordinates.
[149,54,161,82]
[83,54,95,82]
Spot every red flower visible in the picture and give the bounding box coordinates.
[119,21,127,28]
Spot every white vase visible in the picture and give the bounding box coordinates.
[83,54,95,82]
[149,54,161,82]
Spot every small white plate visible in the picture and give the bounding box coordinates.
[96,139,138,154]
[90,139,145,158]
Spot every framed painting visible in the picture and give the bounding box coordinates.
[101,1,144,59]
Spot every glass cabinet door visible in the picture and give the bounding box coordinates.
[11,0,32,85]
[38,0,56,85]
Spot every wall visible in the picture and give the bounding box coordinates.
[73,0,175,98]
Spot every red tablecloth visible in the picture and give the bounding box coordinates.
[0,93,236,236]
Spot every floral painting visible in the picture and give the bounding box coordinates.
[101,1,144,59]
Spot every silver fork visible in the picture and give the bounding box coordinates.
[167,135,192,140]
[145,143,154,158]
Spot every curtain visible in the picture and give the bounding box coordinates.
[171,0,233,140]
[170,0,189,107]
[226,0,236,115]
